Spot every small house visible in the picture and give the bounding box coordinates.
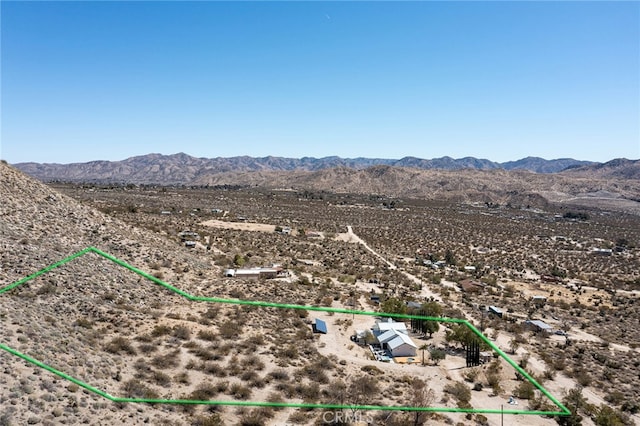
[525,319,552,334]
[225,268,281,280]
[488,306,503,318]
[459,279,485,293]
[386,333,417,357]
[531,295,547,307]
[373,318,408,335]
[591,248,613,256]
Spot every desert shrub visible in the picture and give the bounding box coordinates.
[151,324,172,337]
[287,410,311,424]
[36,283,57,295]
[463,368,480,383]
[513,381,535,399]
[604,390,625,406]
[246,334,265,346]
[361,365,384,376]
[552,355,566,371]
[174,372,190,385]
[74,317,93,329]
[197,330,218,342]
[229,383,252,400]
[172,325,191,340]
[192,347,218,361]
[204,362,228,377]
[277,344,299,360]
[220,320,241,339]
[475,414,489,426]
[122,380,159,399]
[241,355,265,371]
[138,343,157,354]
[574,369,592,387]
[268,369,290,382]
[151,350,180,369]
[191,413,224,426]
[240,370,258,382]
[298,364,329,384]
[444,382,471,408]
[151,370,172,387]
[190,383,219,400]
[104,337,136,355]
[238,410,267,426]
[295,382,320,402]
[266,392,285,408]
[201,307,220,321]
[594,405,632,426]
[543,368,556,381]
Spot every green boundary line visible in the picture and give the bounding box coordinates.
[0,247,570,416]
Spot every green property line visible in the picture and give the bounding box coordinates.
[0,247,570,416]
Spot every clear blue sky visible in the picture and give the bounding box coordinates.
[1,1,638,164]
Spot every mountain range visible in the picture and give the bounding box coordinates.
[11,154,640,214]
[13,153,602,184]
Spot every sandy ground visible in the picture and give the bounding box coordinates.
[201,219,277,233]
[191,222,620,425]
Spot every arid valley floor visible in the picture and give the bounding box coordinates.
[1,161,639,426]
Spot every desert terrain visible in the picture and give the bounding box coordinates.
[1,161,639,425]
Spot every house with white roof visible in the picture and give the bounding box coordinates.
[373,318,408,335]
[386,333,417,357]
[372,319,417,357]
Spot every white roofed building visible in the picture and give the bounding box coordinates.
[373,318,408,335]
[387,333,417,357]
[372,319,417,358]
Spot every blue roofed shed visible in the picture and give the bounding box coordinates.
[313,319,328,334]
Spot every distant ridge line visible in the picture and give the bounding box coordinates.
[12,153,607,184]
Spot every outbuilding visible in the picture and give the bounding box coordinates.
[489,306,503,318]
[525,319,552,334]
[313,319,328,334]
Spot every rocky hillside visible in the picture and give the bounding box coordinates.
[0,162,225,425]
[191,164,640,214]
[13,153,597,184]
[562,158,640,180]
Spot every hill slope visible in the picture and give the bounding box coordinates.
[0,162,224,425]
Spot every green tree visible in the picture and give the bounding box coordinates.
[556,387,585,426]
[445,323,480,351]
[444,249,456,266]
[233,254,246,267]
[381,297,406,318]
[429,348,446,365]
[411,301,442,338]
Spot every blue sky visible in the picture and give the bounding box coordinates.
[1,1,638,164]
